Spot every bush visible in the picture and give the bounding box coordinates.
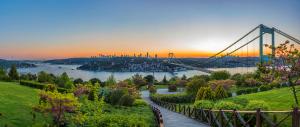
[209,79,235,90]
[118,94,135,106]
[244,78,260,87]
[150,93,193,103]
[214,85,228,99]
[195,87,206,101]
[89,78,101,85]
[236,87,258,95]
[210,70,231,80]
[186,78,207,97]
[133,99,148,107]
[214,101,242,110]
[168,84,177,92]
[245,100,270,110]
[194,100,214,109]
[201,87,215,100]
[97,114,150,127]
[148,86,157,94]
[20,80,45,89]
[231,73,245,86]
[259,85,272,91]
[108,89,127,105]
[229,98,249,106]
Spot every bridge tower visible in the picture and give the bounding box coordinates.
[259,24,275,64]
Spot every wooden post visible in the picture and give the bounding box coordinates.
[220,109,223,127]
[183,105,186,115]
[178,104,181,112]
[233,109,237,127]
[208,109,212,125]
[292,107,299,127]
[188,106,191,117]
[256,108,261,127]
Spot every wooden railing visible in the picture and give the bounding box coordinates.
[151,98,300,127]
[151,105,164,127]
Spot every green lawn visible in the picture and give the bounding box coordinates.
[0,81,49,126]
[224,87,300,110]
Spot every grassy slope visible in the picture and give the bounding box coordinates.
[0,81,48,126]
[223,87,300,110]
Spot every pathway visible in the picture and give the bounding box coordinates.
[141,90,209,127]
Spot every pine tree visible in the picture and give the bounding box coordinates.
[8,64,19,80]
[202,87,215,100]
[162,75,168,84]
[215,85,228,99]
[195,87,206,101]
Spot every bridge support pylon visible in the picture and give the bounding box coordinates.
[259,24,275,64]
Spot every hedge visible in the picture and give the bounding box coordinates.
[236,87,258,95]
[20,80,67,93]
[150,93,193,103]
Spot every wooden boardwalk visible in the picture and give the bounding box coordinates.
[141,90,209,127]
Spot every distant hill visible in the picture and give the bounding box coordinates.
[0,59,37,69]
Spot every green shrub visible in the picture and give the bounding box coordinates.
[118,94,135,106]
[245,100,270,110]
[195,87,215,101]
[168,84,177,92]
[108,89,127,105]
[195,87,206,101]
[214,85,228,99]
[260,85,272,91]
[150,93,193,103]
[209,79,235,90]
[20,80,45,89]
[148,86,157,94]
[231,73,245,86]
[44,84,57,92]
[236,87,258,95]
[202,87,215,100]
[210,70,231,80]
[194,100,214,109]
[97,114,150,127]
[186,78,207,97]
[214,101,242,110]
[133,99,148,107]
[244,78,260,87]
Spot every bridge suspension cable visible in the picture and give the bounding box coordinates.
[207,25,260,60]
[274,28,300,45]
[203,33,264,66]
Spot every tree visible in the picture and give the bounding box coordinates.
[214,85,228,99]
[262,41,300,105]
[201,87,215,100]
[74,78,84,85]
[210,70,231,80]
[181,74,187,80]
[34,91,79,126]
[132,74,146,89]
[162,75,168,84]
[8,64,19,80]
[186,77,207,97]
[38,71,52,83]
[0,67,8,81]
[106,74,116,86]
[57,72,72,88]
[89,78,101,85]
[144,75,154,84]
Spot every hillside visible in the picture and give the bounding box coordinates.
[0,82,49,126]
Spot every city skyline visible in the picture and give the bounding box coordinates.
[0,0,300,60]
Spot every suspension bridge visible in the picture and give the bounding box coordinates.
[168,24,300,74]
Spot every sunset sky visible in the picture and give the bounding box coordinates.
[0,0,300,60]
